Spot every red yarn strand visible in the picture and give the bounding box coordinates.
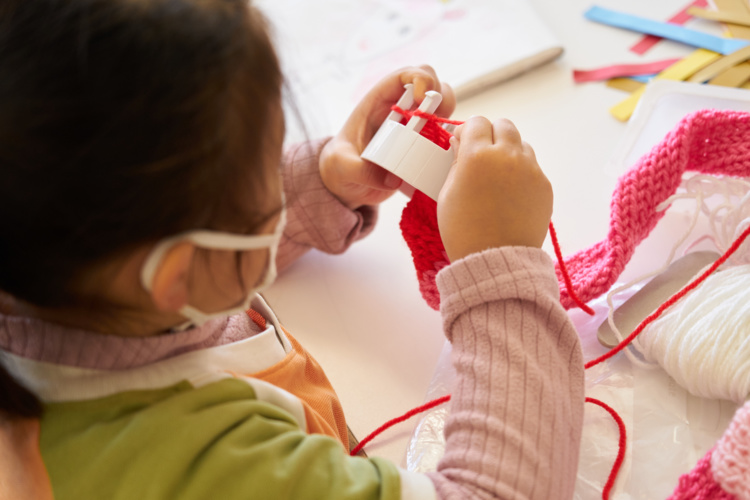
[585,397,627,499]
[382,109,750,498]
[549,222,595,315]
[391,105,459,150]
[351,394,627,500]
[391,105,464,125]
[364,107,636,497]
[349,394,451,457]
[392,105,595,314]
[584,223,750,370]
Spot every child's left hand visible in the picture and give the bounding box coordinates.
[320,66,455,209]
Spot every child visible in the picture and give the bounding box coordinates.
[0,0,584,499]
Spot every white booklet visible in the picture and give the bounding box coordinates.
[257,0,563,137]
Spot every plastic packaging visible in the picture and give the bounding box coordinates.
[405,288,740,499]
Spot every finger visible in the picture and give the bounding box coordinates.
[381,170,403,190]
[492,118,523,146]
[452,123,464,141]
[359,66,452,140]
[352,160,403,191]
[367,66,434,102]
[400,65,440,101]
[454,116,493,150]
[522,141,537,162]
[399,182,416,198]
[412,66,456,118]
[361,66,439,129]
[418,64,439,81]
[435,81,456,118]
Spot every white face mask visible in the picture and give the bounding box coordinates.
[140,208,286,328]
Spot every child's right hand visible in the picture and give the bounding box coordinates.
[437,116,553,262]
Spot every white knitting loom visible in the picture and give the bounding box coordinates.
[361,84,455,201]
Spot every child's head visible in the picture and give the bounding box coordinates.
[0,0,285,324]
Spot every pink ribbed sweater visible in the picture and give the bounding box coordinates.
[0,139,585,499]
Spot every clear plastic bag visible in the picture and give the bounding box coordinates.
[405,339,454,473]
[405,289,740,499]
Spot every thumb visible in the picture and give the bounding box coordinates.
[356,160,403,190]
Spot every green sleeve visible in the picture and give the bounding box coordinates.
[40,378,401,500]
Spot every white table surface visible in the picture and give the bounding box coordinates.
[262,0,727,465]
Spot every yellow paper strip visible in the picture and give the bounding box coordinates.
[688,7,750,27]
[688,44,750,82]
[709,60,750,86]
[606,78,646,93]
[610,49,721,122]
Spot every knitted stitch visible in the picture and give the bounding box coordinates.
[400,190,446,310]
[400,109,750,310]
[712,401,750,499]
[666,402,750,500]
[668,447,736,500]
[556,109,750,308]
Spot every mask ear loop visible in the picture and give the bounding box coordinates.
[140,208,286,328]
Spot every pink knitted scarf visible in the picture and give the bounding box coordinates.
[400,108,750,311]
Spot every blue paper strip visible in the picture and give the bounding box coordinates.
[585,5,749,55]
[629,74,654,83]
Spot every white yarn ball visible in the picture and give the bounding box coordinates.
[640,264,750,403]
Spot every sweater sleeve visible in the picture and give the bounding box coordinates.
[276,139,378,272]
[428,247,585,500]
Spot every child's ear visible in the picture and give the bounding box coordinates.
[149,242,195,312]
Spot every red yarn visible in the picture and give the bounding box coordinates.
[391,104,462,150]
[549,221,595,315]
[586,397,627,500]
[667,448,737,500]
[400,109,750,310]
[584,223,750,370]
[399,190,449,311]
[395,108,593,315]
[361,108,626,496]
[351,393,627,500]
[349,394,451,457]
[367,109,750,497]
[557,109,750,308]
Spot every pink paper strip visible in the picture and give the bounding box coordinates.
[573,59,681,83]
[630,0,708,55]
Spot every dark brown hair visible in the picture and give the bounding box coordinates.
[0,0,283,308]
[0,0,283,418]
